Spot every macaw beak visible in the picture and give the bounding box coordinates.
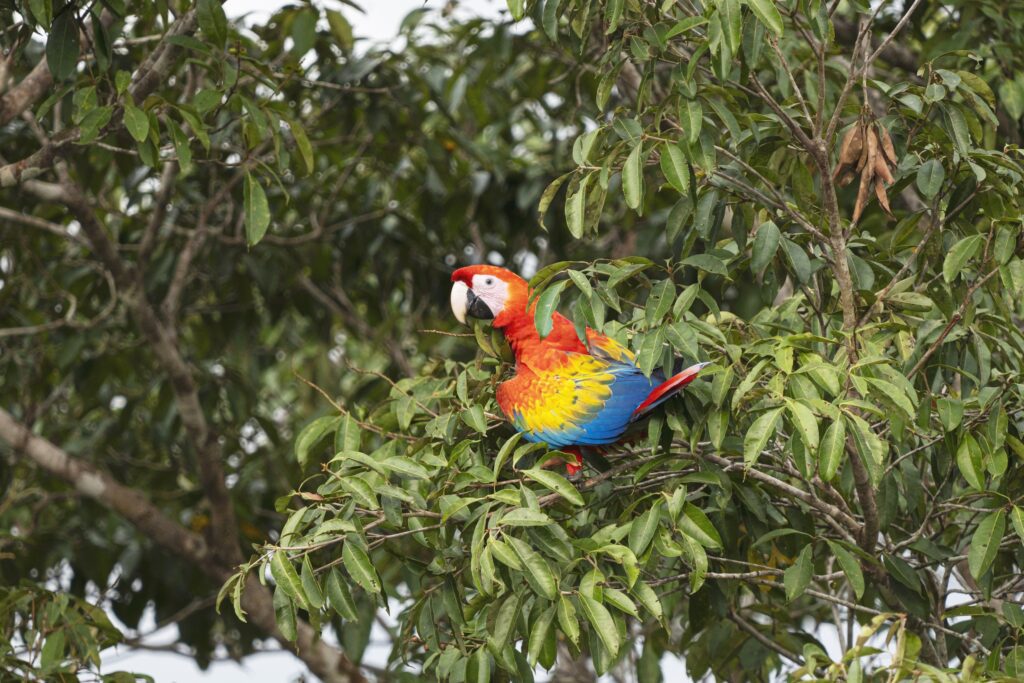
[450,281,494,325]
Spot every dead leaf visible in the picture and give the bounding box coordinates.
[876,124,898,166]
[874,176,892,215]
[853,164,873,224]
[874,149,895,185]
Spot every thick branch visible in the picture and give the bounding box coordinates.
[0,58,52,127]
[0,408,360,683]
[0,407,207,560]
[56,171,239,567]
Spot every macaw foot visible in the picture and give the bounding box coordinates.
[563,447,584,476]
[539,447,584,475]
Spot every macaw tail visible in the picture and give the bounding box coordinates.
[631,362,709,420]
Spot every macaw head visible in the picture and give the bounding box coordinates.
[450,265,529,328]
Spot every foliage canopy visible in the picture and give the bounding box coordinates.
[1,0,1024,681]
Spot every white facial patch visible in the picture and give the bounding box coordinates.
[471,274,509,317]
[450,280,469,324]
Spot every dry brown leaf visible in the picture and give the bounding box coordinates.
[834,124,865,180]
[874,150,895,185]
[876,124,898,166]
[853,165,873,224]
[857,126,877,172]
[874,176,892,215]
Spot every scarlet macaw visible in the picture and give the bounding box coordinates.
[450,265,706,473]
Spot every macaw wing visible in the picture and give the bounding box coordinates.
[585,329,636,364]
[497,353,657,448]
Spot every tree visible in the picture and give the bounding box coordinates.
[2,0,1023,682]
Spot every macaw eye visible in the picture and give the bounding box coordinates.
[484,277,494,286]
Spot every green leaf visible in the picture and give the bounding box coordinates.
[271,551,308,610]
[826,540,864,599]
[679,503,722,549]
[343,541,381,594]
[660,142,690,194]
[506,0,526,20]
[295,416,337,470]
[602,588,639,618]
[40,630,65,670]
[123,102,150,143]
[916,159,944,198]
[751,221,781,274]
[1011,506,1024,544]
[630,581,664,625]
[301,556,325,610]
[744,407,784,466]
[942,234,983,282]
[326,569,359,620]
[636,327,666,378]
[628,500,662,556]
[781,238,811,284]
[27,0,52,28]
[499,507,554,527]
[468,647,490,683]
[461,404,488,434]
[784,544,812,601]
[46,10,81,81]
[507,535,558,600]
[864,377,915,419]
[487,593,521,655]
[956,434,985,490]
[845,412,886,487]
[527,604,556,667]
[818,418,846,482]
[289,119,315,176]
[244,173,271,246]
[680,253,728,276]
[291,9,317,56]
[644,279,674,329]
[720,0,741,54]
[579,593,620,658]
[603,0,624,34]
[523,467,584,506]
[543,0,564,40]
[623,143,645,211]
[747,0,785,36]
[680,98,702,145]
[968,509,1005,580]
[167,120,193,175]
[381,456,430,480]
[565,173,589,239]
[197,0,228,48]
[534,280,568,338]
[666,16,708,39]
[490,538,523,570]
[936,397,964,432]
[557,595,580,646]
[785,399,819,454]
[273,586,297,641]
[326,10,354,49]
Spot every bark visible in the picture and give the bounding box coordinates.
[0,408,362,683]
[0,58,52,127]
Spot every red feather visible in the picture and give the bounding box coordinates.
[632,363,708,418]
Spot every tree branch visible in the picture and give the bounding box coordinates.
[0,407,361,683]
[0,58,52,127]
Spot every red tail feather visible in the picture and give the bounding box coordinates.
[632,362,708,418]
